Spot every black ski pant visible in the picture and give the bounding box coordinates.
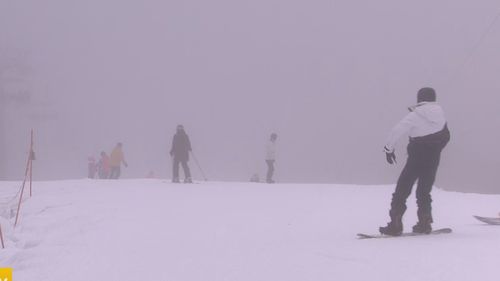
[266,160,275,182]
[389,142,442,223]
[99,170,109,179]
[173,158,191,180]
[109,166,121,179]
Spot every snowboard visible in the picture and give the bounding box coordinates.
[163,180,200,184]
[357,228,452,239]
[473,215,500,225]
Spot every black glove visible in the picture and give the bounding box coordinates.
[385,151,396,165]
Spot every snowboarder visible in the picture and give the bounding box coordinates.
[170,125,192,183]
[379,87,450,236]
[109,142,128,179]
[97,151,110,179]
[265,133,278,183]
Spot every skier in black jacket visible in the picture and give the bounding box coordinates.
[170,125,192,183]
[379,88,450,236]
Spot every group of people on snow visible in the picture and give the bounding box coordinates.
[85,86,448,236]
[86,125,280,185]
[87,142,128,180]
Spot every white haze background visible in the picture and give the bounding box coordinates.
[1,0,500,193]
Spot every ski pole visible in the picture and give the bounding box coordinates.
[190,151,208,181]
[0,224,4,249]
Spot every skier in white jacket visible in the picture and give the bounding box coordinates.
[380,88,450,236]
[265,133,278,183]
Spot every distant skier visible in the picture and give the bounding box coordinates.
[109,142,128,179]
[88,156,97,179]
[379,88,450,236]
[97,151,110,179]
[170,125,192,183]
[265,133,278,183]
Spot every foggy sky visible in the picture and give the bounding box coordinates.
[1,0,500,193]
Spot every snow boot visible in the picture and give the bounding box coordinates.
[412,221,432,234]
[413,213,433,234]
[379,215,403,236]
[172,177,180,183]
[184,178,193,184]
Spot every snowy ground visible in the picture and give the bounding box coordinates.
[0,179,499,281]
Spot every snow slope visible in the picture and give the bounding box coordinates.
[1,180,499,281]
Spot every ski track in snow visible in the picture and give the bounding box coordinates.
[1,179,500,281]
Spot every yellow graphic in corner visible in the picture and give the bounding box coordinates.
[0,268,12,281]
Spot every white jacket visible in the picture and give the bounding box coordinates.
[384,102,447,152]
[266,141,277,160]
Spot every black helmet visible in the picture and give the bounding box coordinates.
[417,87,436,103]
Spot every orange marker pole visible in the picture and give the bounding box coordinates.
[29,130,34,197]
[15,135,33,227]
[14,171,29,227]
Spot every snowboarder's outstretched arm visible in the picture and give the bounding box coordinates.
[384,112,417,153]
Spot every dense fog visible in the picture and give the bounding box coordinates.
[1,0,499,193]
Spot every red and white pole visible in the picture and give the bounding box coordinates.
[29,129,34,197]
[14,131,34,227]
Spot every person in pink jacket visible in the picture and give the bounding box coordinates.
[97,151,110,179]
